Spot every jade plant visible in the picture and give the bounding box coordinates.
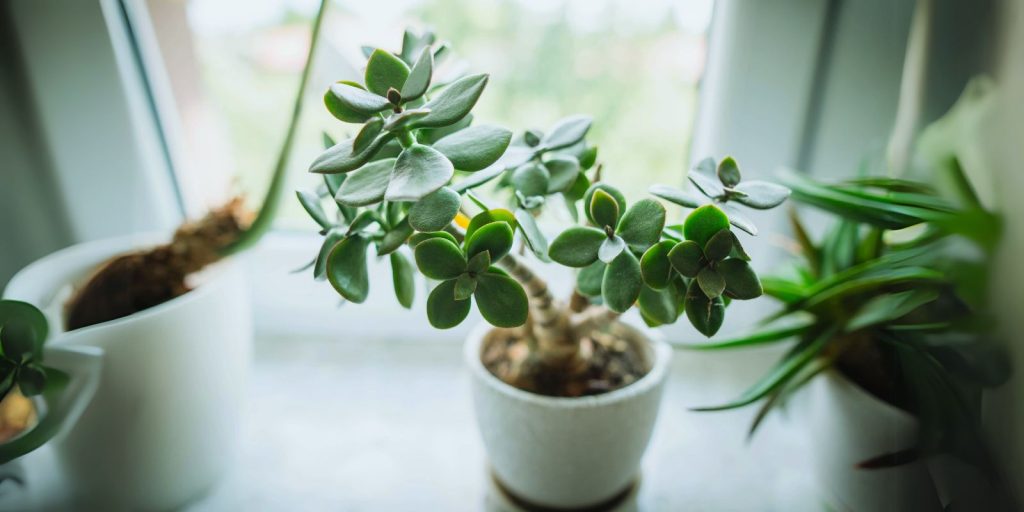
[683,163,1008,479]
[298,29,790,395]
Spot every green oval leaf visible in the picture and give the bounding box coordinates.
[721,203,758,236]
[378,217,414,256]
[733,180,791,209]
[704,229,734,261]
[589,189,620,229]
[310,134,392,174]
[432,125,512,172]
[323,82,374,123]
[641,240,675,289]
[668,240,705,278]
[390,252,415,309]
[465,221,514,262]
[549,226,606,267]
[354,118,384,154]
[649,184,702,209]
[408,187,461,232]
[415,73,489,129]
[717,156,741,187]
[638,285,678,326]
[467,251,491,274]
[583,183,626,225]
[365,48,410,97]
[719,258,763,300]
[511,162,550,198]
[577,261,606,296]
[685,280,726,337]
[454,274,478,301]
[385,144,454,202]
[697,267,726,299]
[327,81,390,117]
[545,156,581,193]
[327,236,370,303]
[334,158,396,207]
[683,204,730,247]
[426,279,472,329]
[17,364,46,397]
[0,301,47,359]
[602,250,643,313]
[540,115,592,151]
[400,47,433,102]
[474,273,528,328]
[414,238,467,280]
[617,199,666,252]
[409,230,459,247]
[465,209,517,241]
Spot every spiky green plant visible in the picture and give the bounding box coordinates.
[297,29,790,385]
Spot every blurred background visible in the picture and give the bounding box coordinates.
[1,0,1021,509]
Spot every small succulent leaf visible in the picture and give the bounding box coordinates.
[514,208,550,261]
[378,217,414,256]
[545,156,581,193]
[733,180,791,209]
[704,229,734,261]
[717,156,741,187]
[583,183,626,225]
[598,235,626,264]
[602,250,643,313]
[414,238,467,280]
[467,251,491,274]
[729,231,751,261]
[641,240,676,289]
[465,209,517,241]
[689,157,725,198]
[465,221,514,262]
[668,240,705,278]
[697,267,726,299]
[577,261,606,296]
[385,144,454,202]
[382,108,431,132]
[328,81,391,116]
[565,172,591,201]
[589,189,620,229]
[323,172,346,199]
[296,190,331,229]
[474,273,529,328]
[334,158,396,207]
[327,236,371,303]
[578,146,598,170]
[365,48,410,96]
[485,266,510,278]
[454,274,478,301]
[426,279,472,329]
[323,83,373,123]
[718,258,763,299]
[310,134,392,174]
[540,115,592,151]
[414,73,489,129]
[322,131,336,150]
[648,184,703,208]
[408,186,461,232]
[523,130,542,147]
[638,285,678,325]
[0,322,38,364]
[720,203,758,236]
[409,230,459,247]
[432,125,513,172]
[314,229,346,281]
[516,192,544,210]
[684,204,730,247]
[685,280,726,337]
[17,365,46,396]
[549,226,606,267]
[617,199,666,252]
[400,47,433,102]
[511,162,550,198]
[353,118,385,154]
[389,251,415,309]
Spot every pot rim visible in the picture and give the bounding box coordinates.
[464,321,672,409]
[3,232,240,342]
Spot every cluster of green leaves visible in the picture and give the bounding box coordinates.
[683,164,1007,474]
[550,156,787,336]
[0,300,55,401]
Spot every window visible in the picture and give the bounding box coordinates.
[145,0,714,228]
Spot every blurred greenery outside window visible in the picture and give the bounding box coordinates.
[154,0,713,229]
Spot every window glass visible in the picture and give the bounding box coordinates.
[149,0,713,227]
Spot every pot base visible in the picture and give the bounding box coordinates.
[490,470,639,511]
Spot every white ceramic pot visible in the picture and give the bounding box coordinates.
[805,370,942,511]
[4,234,252,511]
[465,322,671,509]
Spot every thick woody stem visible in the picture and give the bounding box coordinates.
[571,306,621,337]
[494,254,580,368]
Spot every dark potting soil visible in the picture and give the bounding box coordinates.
[481,323,651,398]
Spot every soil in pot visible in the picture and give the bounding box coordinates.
[481,322,650,398]
[64,199,251,331]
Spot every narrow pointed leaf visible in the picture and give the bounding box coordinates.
[378,217,414,256]
[400,47,433,102]
[515,208,549,261]
[297,190,330,229]
[846,289,939,332]
[353,118,384,154]
[314,229,346,281]
[390,252,415,309]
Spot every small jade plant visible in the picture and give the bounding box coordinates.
[298,29,789,392]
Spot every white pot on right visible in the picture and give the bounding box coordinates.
[805,370,942,511]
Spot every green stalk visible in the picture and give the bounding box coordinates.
[221,0,329,256]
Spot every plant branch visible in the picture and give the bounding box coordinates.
[494,253,578,367]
